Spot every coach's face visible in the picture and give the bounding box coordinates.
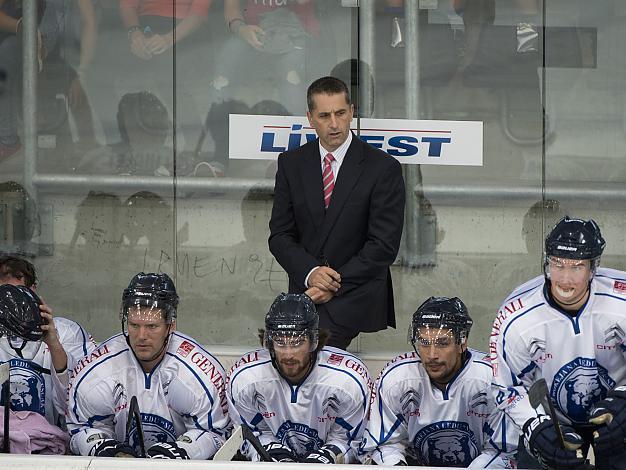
[307,92,353,153]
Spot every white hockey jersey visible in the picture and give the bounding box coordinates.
[0,317,96,427]
[227,347,372,463]
[67,332,232,459]
[362,349,517,468]
[490,268,626,440]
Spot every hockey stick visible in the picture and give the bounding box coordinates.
[241,424,273,462]
[126,396,146,458]
[528,378,595,469]
[528,378,566,448]
[213,425,244,461]
[1,363,9,454]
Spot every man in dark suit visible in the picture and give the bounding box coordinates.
[268,76,405,349]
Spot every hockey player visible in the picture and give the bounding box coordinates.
[227,292,371,464]
[362,296,516,467]
[490,216,626,469]
[0,256,96,432]
[67,272,231,459]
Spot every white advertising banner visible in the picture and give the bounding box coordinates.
[229,114,483,166]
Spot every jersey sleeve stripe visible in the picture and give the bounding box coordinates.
[317,364,367,411]
[165,352,215,407]
[72,349,129,419]
[172,333,227,370]
[228,359,272,401]
[595,292,626,302]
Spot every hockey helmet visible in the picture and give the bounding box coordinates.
[264,293,319,352]
[409,296,473,346]
[545,216,605,261]
[0,284,44,342]
[120,272,179,327]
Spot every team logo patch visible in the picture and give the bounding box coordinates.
[128,412,177,452]
[551,357,615,424]
[613,281,626,294]
[0,359,45,416]
[327,353,344,366]
[412,421,479,467]
[276,421,324,458]
[176,341,195,357]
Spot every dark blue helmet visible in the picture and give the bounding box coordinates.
[120,272,179,325]
[545,216,605,260]
[264,293,318,352]
[0,284,43,342]
[409,296,472,345]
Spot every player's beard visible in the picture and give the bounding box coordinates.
[278,355,312,383]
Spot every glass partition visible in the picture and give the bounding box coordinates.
[0,0,624,355]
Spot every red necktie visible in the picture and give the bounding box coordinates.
[322,153,335,209]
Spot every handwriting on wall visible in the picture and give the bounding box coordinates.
[141,248,287,291]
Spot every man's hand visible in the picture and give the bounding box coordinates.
[301,445,342,464]
[308,266,341,293]
[146,442,190,459]
[129,30,152,60]
[263,442,298,462]
[145,33,173,55]
[305,287,333,304]
[237,24,265,49]
[522,415,587,470]
[91,439,137,458]
[39,304,61,349]
[589,386,626,462]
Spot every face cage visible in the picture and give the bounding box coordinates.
[543,255,599,280]
[408,322,467,349]
[264,329,318,353]
[120,300,174,336]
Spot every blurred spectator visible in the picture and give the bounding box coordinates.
[76,91,171,175]
[213,0,321,115]
[0,0,99,164]
[0,0,46,161]
[330,59,374,118]
[119,0,212,151]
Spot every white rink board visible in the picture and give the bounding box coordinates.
[0,454,487,469]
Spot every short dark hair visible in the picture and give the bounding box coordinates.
[307,76,351,112]
[0,256,37,288]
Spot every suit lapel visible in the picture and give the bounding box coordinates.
[316,135,365,251]
[299,143,325,230]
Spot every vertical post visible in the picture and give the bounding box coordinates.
[22,0,38,251]
[402,0,422,267]
[358,0,375,120]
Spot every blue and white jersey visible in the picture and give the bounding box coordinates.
[67,332,231,459]
[0,317,95,428]
[490,267,626,440]
[362,349,516,468]
[227,347,371,463]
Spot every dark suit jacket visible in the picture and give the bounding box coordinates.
[268,133,406,332]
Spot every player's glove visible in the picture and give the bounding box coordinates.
[523,414,587,470]
[263,442,298,462]
[301,444,343,464]
[90,439,138,458]
[589,386,626,465]
[146,441,190,459]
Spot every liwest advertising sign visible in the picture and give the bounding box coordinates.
[229,114,483,166]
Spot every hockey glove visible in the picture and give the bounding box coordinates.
[301,444,343,464]
[523,415,587,470]
[263,442,298,462]
[91,439,138,458]
[589,386,626,464]
[146,441,190,459]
